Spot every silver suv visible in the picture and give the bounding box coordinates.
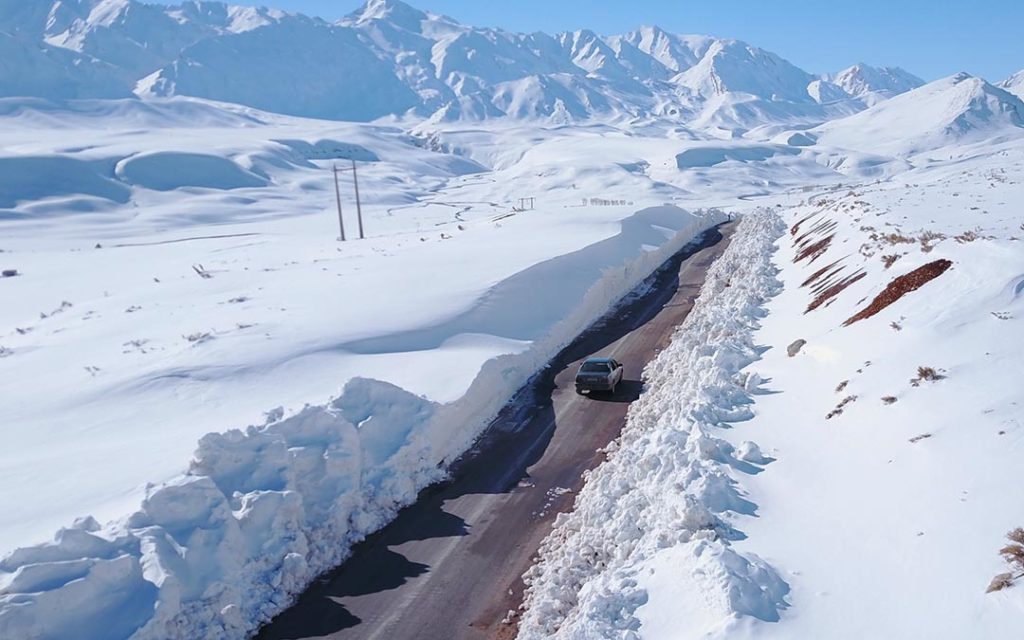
[574,357,624,395]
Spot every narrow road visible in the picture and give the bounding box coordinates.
[256,221,736,640]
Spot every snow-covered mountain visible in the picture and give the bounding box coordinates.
[0,0,925,126]
[1000,68,1024,99]
[825,63,924,104]
[813,72,1024,156]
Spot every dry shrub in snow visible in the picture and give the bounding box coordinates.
[988,528,1024,592]
[988,573,1015,593]
[826,395,858,419]
[881,253,902,268]
[918,230,946,252]
[911,366,945,386]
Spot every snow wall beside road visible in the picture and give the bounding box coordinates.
[0,206,726,640]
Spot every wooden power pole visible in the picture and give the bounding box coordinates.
[351,159,364,240]
[333,164,346,241]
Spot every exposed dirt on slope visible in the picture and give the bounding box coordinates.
[844,259,953,326]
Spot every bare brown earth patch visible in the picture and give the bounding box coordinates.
[807,270,867,313]
[795,234,834,263]
[844,259,952,326]
[801,259,843,288]
[795,218,838,247]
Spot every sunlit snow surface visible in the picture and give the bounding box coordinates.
[0,60,1023,639]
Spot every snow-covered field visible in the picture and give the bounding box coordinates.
[1,1,1023,638]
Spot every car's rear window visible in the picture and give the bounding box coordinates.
[581,361,610,372]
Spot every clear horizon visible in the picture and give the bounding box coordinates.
[162,0,1022,82]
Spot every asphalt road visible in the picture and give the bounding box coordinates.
[256,221,736,640]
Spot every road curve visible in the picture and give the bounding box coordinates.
[256,221,736,640]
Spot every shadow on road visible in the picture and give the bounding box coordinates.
[583,379,643,403]
[255,224,727,640]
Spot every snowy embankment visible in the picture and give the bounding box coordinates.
[0,179,724,640]
[517,211,788,639]
[716,145,1024,638]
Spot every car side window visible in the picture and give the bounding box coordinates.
[610,359,620,369]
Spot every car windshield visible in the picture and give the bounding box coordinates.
[581,361,610,373]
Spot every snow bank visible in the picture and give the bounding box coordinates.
[0,377,440,640]
[115,152,269,191]
[0,156,130,210]
[675,145,798,168]
[0,207,724,640]
[517,211,789,639]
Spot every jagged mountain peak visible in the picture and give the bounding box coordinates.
[999,68,1024,99]
[0,0,943,127]
[347,0,430,28]
[828,63,924,97]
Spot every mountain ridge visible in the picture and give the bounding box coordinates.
[1,0,927,126]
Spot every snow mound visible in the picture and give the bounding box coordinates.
[676,145,798,168]
[0,156,130,210]
[115,152,268,191]
[517,211,789,638]
[814,73,1024,156]
[0,377,442,640]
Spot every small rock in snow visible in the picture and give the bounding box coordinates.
[737,441,768,464]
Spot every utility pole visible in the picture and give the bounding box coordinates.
[351,159,364,240]
[333,164,346,241]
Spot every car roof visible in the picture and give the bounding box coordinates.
[583,357,614,363]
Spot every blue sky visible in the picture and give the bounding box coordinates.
[215,0,1022,81]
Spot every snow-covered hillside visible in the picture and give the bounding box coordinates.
[2,0,921,127]
[812,72,1024,156]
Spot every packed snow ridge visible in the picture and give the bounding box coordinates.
[518,212,788,638]
[1,0,924,126]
